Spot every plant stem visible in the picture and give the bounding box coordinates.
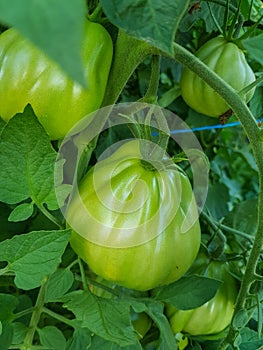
[219,223,254,243]
[42,307,75,328]
[201,211,227,245]
[172,42,263,349]
[78,257,88,291]
[88,3,103,22]
[0,265,9,276]
[21,278,48,350]
[102,30,155,107]
[204,0,243,22]
[140,55,161,103]
[37,204,63,229]
[13,307,35,320]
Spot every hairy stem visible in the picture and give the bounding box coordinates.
[102,30,155,107]
[140,55,161,103]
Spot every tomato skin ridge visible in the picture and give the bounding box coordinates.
[180,35,256,118]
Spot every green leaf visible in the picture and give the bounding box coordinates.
[153,275,222,309]
[0,0,87,85]
[0,322,13,350]
[66,327,91,350]
[240,0,263,21]
[100,0,190,56]
[250,86,263,121]
[225,197,258,236]
[45,268,74,303]
[232,309,249,330]
[239,327,263,350]
[0,105,59,211]
[205,183,230,220]
[144,301,177,350]
[0,229,70,290]
[11,322,28,346]
[0,294,18,321]
[89,335,142,350]
[38,326,66,350]
[61,290,138,346]
[179,2,226,33]
[243,34,263,66]
[8,202,34,222]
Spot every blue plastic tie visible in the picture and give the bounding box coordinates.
[169,119,262,135]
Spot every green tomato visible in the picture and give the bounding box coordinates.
[67,140,201,291]
[131,310,152,339]
[0,21,113,139]
[180,35,255,117]
[166,254,238,336]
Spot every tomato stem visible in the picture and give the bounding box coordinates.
[21,277,48,349]
[78,257,89,291]
[140,55,160,104]
[102,30,155,107]
[88,3,103,23]
[37,204,63,229]
[226,0,242,41]
[42,306,76,328]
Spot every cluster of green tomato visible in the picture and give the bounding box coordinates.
[0,17,255,339]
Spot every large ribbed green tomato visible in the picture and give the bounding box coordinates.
[180,35,255,117]
[166,254,238,335]
[67,140,201,291]
[0,21,112,139]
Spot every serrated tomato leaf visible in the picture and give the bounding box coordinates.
[61,290,138,346]
[0,105,59,211]
[0,229,70,290]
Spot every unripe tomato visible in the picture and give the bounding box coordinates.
[0,21,113,139]
[67,140,201,291]
[180,35,255,117]
[131,310,152,339]
[166,254,238,335]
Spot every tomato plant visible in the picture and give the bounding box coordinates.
[180,35,256,117]
[0,20,113,139]
[0,1,262,350]
[68,140,201,291]
[166,252,238,336]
